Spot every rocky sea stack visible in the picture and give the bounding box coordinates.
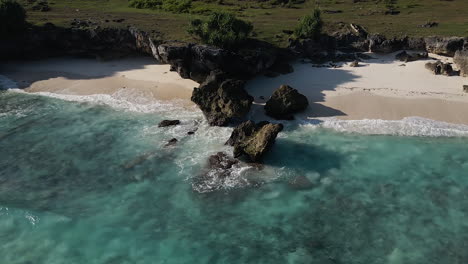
[226,120,283,162]
[191,71,253,126]
[265,85,309,120]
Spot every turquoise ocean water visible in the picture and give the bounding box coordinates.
[2,78,468,263]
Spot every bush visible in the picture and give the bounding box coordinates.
[295,9,323,39]
[187,12,253,49]
[128,0,191,13]
[0,0,26,34]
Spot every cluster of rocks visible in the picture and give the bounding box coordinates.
[290,23,467,58]
[454,50,468,77]
[425,61,457,76]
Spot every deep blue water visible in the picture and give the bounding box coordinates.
[2,90,468,264]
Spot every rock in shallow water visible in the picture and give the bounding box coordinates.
[265,85,309,120]
[226,121,283,162]
[191,70,253,126]
[158,120,180,127]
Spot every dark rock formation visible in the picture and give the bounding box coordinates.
[464,85,468,93]
[395,51,428,62]
[155,42,278,83]
[425,61,456,76]
[349,60,359,67]
[0,24,154,60]
[164,138,178,147]
[158,120,180,127]
[419,22,438,28]
[191,71,253,126]
[192,152,251,193]
[226,121,283,162]
[454,50,468,77]
[265,85,309,120]
[424,37,464,56]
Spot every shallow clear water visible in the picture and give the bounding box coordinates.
[2,88,468,264]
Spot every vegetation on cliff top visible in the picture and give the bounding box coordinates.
[188,12,253,49]
[18,0,468,46]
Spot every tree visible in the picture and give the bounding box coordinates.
[0,0,26,35]
[295,9,323,39]
[188,12,253,49]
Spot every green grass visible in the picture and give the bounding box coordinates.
[22,0,468,47]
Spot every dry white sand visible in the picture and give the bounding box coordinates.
[246,52,468,125]
[1,57,198,106]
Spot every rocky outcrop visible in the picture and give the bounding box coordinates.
[264,85,309,120]
[424,37,464,57]
[368,34,407,53]
[191,71,253,126]
[464,85,468,93]
[425,61,456,76]
[158,120,180,127]
[0,24,155,60]
[226,121,283,162]
[454,50,468,77]
[155,42,278,83]
[395,51,428,62]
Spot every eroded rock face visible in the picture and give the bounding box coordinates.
[191,71,253,126]
[395,51,428,62]
[368,34,406,53]
[454,50,468,77]
[155,43,277,83]
[265,85,309,120]
[424,37,464,56]
[226,121,283,162]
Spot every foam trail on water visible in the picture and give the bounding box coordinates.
[304,117,468,137]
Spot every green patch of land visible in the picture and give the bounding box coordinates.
[22,0,468,46]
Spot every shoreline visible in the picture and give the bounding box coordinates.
[2,53,468,126]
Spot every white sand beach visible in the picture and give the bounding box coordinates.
[246,52,468,124]
[1,57,198,107]
[2,52,468,124]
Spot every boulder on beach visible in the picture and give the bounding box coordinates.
[425,61,456,76]
[463,85,468,93]
[395,51,428,62]
[265,85,309,120]
[191,70,253,126]
[226,120,283,162]
[454,50,468,77]
[349,60,359,67]
[158,120,180,127]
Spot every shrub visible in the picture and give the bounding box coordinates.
[161,0,191,13]
[294,9,323,39]
[187,12,253,49]
[128,0,191,13]
[0,0,26,34]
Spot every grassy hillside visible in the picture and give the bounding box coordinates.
[22,0,468,46]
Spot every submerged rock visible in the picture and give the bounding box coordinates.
[192,152,250,193]
[191,71,253,126]
[164,138,178,147]
[454,50,468,77]
[288,175,315,190]
[158,120,180,127]
[425,61,456,76]
[265,85,309,120]
[226,121,283,162]
[395,51,428,62]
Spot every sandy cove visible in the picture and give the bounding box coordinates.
[1,52,468,124]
